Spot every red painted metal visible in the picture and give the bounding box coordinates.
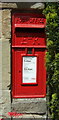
[13,13,46,28]
[12,12,46,98]
[12,30,46,48]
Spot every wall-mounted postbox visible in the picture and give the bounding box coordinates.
[12,13,46,98]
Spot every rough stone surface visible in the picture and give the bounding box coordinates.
[0,10,2,95]
[2,7,11,91]
[0,90,3,118]
[2,39,11,90]
[1,8,11,119]
[12,98,46,114]
[30,3,45,9]
[0,10,2,38]
[12,114,46,119]
[0,90,11,118]
[0,39,2,90]
[2,9,11,39]
[0,3,17,8]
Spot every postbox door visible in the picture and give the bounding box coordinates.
[12,48,46,98]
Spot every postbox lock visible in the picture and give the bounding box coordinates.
[27,48,32,54]
[19,70,21,73]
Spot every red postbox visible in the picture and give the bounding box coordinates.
[12,12,46,98]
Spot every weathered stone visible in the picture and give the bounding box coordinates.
[0,90,11,118]
[11,114,46,119]
[0,3,17,8]
[2,9,11,39]
[12,114,46,120]
[30,3,45,9]
[0,11,2,91]
[12,98,46,114]
[2,39,11,90]
[0,90,3,118]
[0,10,2,38]
[0,38,2,91]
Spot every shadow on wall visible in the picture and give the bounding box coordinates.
[16,2,45,11]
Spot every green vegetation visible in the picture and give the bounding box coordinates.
[43,3,59,119]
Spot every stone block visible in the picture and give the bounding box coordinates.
[12,98,46,114]
[2,9,11,39]
[0,10,2,38]
[2,39,11,90]
[0,38,2,90]
[2,90,11,118]
[0,90,11,118]
[11,113,47,120]
[0,3,17,8]
[30,3,45,9]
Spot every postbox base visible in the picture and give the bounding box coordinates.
[12,98,46,114]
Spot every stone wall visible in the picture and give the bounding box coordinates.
[1,6,11,119]
[0,2,47,119]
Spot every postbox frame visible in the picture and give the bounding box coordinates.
[12,12,46,98]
